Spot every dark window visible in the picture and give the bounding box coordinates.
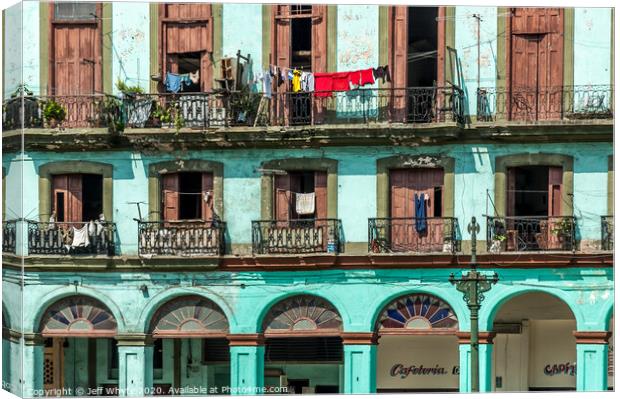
[175,52,201,92]
[290,171,315,220]
[513,166,549,217]
[55,192,65,222]
[178,172,203,220]
[265,337,343,362]
[407,7,438,87]
[54,2,97,20]
[82,174,103,221]
[109,338,118,369]
[153,339,164,369]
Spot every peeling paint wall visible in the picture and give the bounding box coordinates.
[454,7,497,116]
[3,1,39,97]
[222,3,263,88]
[112,2,150,94]
[574,8,612,87]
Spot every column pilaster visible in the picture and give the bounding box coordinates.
[22,333,45,398]
[342,333,377,394]
[116,334,154,397]
[574,331,611,391]
[228,334,265,396]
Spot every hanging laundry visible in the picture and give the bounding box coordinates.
[189,70,200,84]
[359,68,376,86]
[332,72,351,92]
[254,70,273,99]
[414,193,427,233]
[291,69,302,92]
[71,225,90,248]
[301,72,314,92]
[348,70,362,90]
[373,65,391,84]
[165,72,192,93]
[314,73,333,97]
[296,192,316,215]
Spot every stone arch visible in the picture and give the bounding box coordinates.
[137,287,236,334]
[38,295,118,337]
[369,288,467,333]
[259,157,338,219]
[481,286,580,331]
[148,295,229,337]
[31,287,126,333]
[375,293,459,333]
[147,159,224,221]
[260,294,343,335]
[38,161,114,221]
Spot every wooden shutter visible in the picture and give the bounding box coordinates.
[510,35,540,120]
[390,6,408,122]
[314,171,328,220]
[274,174,291,221]
[52,23,100,96]
[52,175,69,222]
[272,5,292,123]
[312,5,328,123]
[507,168,517,217]
[548,166,563,216]
[162,173,180,221]
[52,174,83,222]
[201,172,214,221]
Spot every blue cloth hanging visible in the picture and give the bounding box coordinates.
[165,72,193,93]
[415,193,427,233]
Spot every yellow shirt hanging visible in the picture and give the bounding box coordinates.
[292,69,302,92]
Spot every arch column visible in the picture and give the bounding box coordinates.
[342,333,377,394]
[574,331,611,391]
[116,334,154,397]
[228,334,265,396]
[23,333,45,398]
[456,332,495,392]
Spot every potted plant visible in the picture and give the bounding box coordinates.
[42,99,66,128]
[551,217,573,249]
[230,86,261,125]
[490,233,507,253]
[151,104,173,128]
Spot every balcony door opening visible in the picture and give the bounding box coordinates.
[407,7,438,88]
[82,174,103,221]
[52,174,103,223]
[178,172,204,220]
[168,52,202,93]
[161,172,214,222]
[512,166,549,217]
[290,5,313,124]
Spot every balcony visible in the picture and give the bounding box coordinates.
[477,85,613,123]
[3,94,120,129]
[2,220,16,254]
[138,220,226,256]
[486,216,577,252]
[27,220,116,256]
[601,215,613,251]
[368,217,459,254]
[252,219,342,255]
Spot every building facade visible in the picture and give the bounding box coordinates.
[1,1,614,396]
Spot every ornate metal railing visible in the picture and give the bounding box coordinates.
[368,217,459,254]
[252,219,342,255]
[486,216,577,252]
[137,220,226,256]
[2,220,17,254]
[27,220,116,255]
[477,85,613,122]
[2,94,120,129]
[601,215,613,251]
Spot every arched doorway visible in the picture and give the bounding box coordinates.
[262,295,343,394]
[38,295,118,396]
[492,292,576,391]
[148,295,229,395]
[374,293,460,392]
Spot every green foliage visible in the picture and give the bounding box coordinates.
[551,217,573,237]
[151,103,184,132]
[42,100,66,122]
[116,79,145,96]
[230,86,261,123]
[100,97,124,134]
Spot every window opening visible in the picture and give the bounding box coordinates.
[513,166,549,217]
[407,7,438,87]
[178,172,203,220]
[175,52,201,92]
[153,339,164,369]
[290,171,315,220]
[290,6,312,123]
[82,174,103,221]
[55,192,66,222]
[54,2,97,21]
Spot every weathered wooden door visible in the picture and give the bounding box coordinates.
[52,174,83,223]
[389,6,408,122]
[43,339,64,395]
[390,168,444,252]
[510,8,563,120]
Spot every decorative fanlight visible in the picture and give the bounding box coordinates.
[263,295,342,333]
[40,296,117,336]
[150,295,229,337]
[378,294,458,331]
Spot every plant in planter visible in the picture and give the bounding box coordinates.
[489,220,507,253]
[116,79,145,98]
[230,86,261,125]
[99,97,124,134]
[151,104,172,128]
[42,100,66,128]
[551,217,574,248]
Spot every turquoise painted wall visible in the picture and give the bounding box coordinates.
[574,8,612,87]
[3,1,40,97]
[4,142,611,255]
[222,3,263,89]
[112,2,151,94]
[454,7,497,116]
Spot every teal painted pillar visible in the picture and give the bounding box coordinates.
[116,334,154,397]
[457,335,471,393]
[479,332,495,392]
[574,332,611,392]
[342,333,378,394]
[228,335,265,396]
[22,334,45,398]
[3,337,11,391]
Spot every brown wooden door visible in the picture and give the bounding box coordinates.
[201,172,214,221]
[161,3,213,92]
[389,6,408,122]
[545,166,564,250]
[162,173,180,221]
[510,8,563,121]
[274,174,292,221]
[52,174,83,223]
[52,23,100,96]
[390,168,444,252]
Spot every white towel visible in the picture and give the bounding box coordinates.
[296,192,315,215]
[71,225,90,248]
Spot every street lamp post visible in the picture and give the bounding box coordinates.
[449,216,498,392]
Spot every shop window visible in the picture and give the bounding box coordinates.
[52,174,103,222]
[161,172,214,221]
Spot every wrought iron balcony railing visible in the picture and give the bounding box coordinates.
[2,94,121,129]
[477,85,613,122]
[27,220,116,255]
[252,219,342,255]
[601,215,613,251]
[2,220,17,254]
[368,217,459,254]
[137,220,226,256]
[486,216,577,253]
